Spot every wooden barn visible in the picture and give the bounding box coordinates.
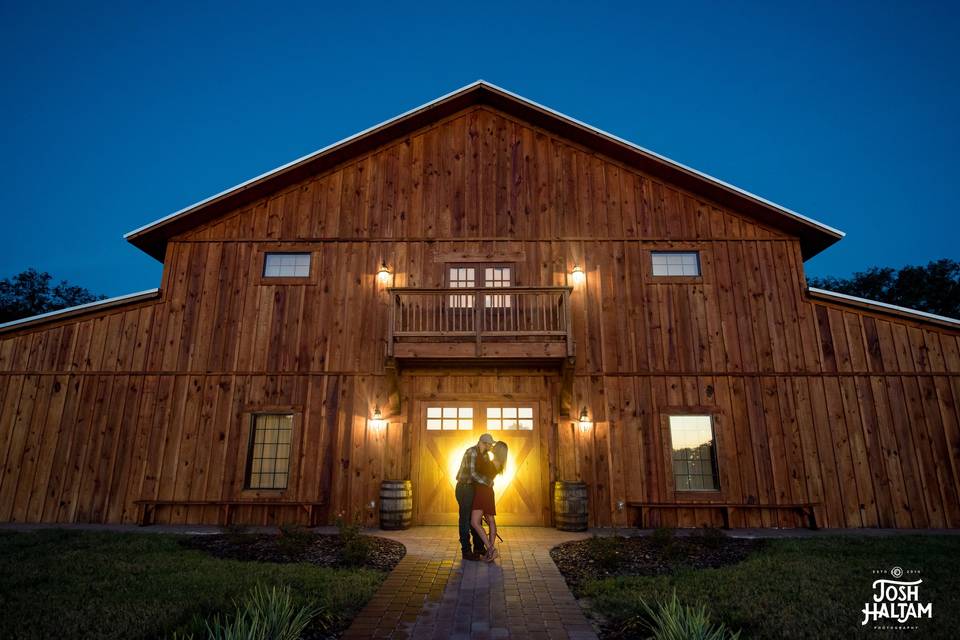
[1,81,958,530]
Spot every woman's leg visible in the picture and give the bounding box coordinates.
[484,514,499,560]
[470,509,491,552]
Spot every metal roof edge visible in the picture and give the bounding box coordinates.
[477,81,845,240]
[124,79,844,243]
[0,288,161,333]
[808,286,960,328]
[123,80,489,240]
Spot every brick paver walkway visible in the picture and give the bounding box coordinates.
[343,526,599,640]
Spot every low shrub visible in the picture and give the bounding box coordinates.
[651,527,675,548]
[691,525,727,549]
[588,534,622,572]
[335,511,370,566]
[620,590,740,640]
[219,523,251,545]
[276,523,314,555]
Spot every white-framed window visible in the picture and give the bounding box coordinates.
[483,266,512,308]
[651,251,700,277]
[447,267,476,308]
[426,406,474,430]
[486,406,533,430]
[668,415,719,491]
[264,252,311,278]
[246,413,293,489]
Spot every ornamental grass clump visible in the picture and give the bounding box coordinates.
[620,590,740,640]
[176,584,325,640]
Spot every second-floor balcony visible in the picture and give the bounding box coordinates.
[387,287,574,363]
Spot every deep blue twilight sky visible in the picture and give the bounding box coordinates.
[1,1,957,297]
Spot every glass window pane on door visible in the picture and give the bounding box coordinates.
[484,266,512,308]
[427,406,473,430]
[448,267,476,308]
[486,406,534,430]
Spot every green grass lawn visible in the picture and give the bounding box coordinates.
[0,529,385,640]
[582,535,960,639]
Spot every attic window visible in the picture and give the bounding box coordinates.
[651,251,700,277]
[264,253,311,278]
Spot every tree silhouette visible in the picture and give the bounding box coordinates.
[808,259,960,319]
[0,268,106,323]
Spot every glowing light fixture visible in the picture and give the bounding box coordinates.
[578,406,592,432]
[369,405,386,431]
[571,264,585,285]
[377,261,391,283]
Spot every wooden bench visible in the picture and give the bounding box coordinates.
[134,499,326,527]
[628,501,820,530]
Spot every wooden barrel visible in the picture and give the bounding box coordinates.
[553,481,588,531]
[380,480,413,530]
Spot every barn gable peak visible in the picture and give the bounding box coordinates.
[124,80,843,261]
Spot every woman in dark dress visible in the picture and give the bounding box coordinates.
[471,441,507,562]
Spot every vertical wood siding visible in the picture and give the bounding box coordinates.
[0,106,957,526]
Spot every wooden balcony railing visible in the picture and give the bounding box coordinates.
[387,286,574,360]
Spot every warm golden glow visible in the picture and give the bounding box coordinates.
[446,443,517,501]
[571,264,585,285]
[368,406,386,431]
[578,406,592,432]
[376,262,391,283]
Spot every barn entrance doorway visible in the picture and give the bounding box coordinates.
[414,398,546,526]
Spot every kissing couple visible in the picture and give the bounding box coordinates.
[455,433,508,562]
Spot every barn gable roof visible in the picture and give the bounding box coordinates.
[124,80,844,261]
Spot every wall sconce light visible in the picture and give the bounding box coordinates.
[578,406,592,432]
[571,264,585,285]
[368,405,386,430]
[376,261,391,283]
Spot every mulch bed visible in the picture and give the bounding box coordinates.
[550,532,763,595]
[180,531,406,572]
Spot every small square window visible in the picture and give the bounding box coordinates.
[651,251,700,277]
[264,253,311,278]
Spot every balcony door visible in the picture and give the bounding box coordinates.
[414,397,545,526]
